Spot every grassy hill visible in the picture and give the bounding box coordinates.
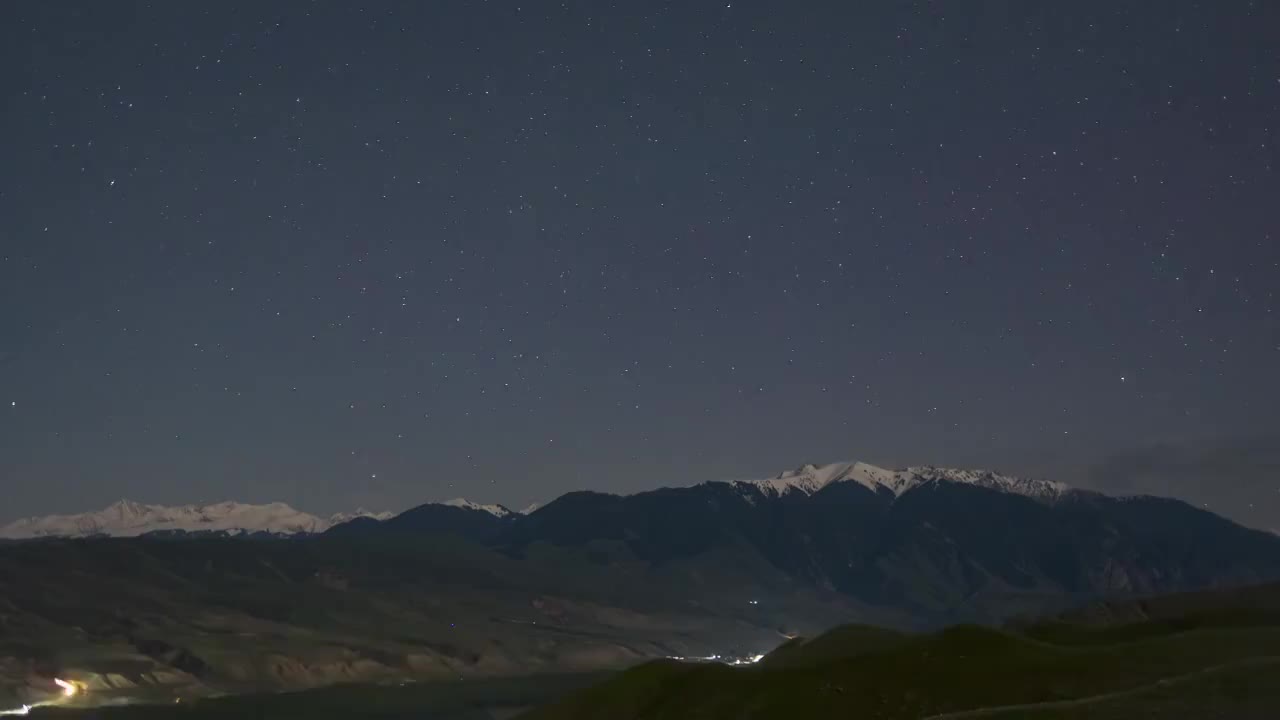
[518,595,1280,720]
[986,658,1280,719]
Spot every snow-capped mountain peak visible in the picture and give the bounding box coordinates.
[747,461,895,496]
[0,501,392,540]
[442,498,513,518]
[735,461,1074,503]
[900,465,1073,500]
[326,508,395,525]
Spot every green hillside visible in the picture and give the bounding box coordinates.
[989,657,1280,719]
[520,604,1280,720]
[759,625,908,668]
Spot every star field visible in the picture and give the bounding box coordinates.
[1,2,1277,528]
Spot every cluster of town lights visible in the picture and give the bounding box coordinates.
[665,652,766,665]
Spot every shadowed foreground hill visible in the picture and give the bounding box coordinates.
[520,583,1280,720]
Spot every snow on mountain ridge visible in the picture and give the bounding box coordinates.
[0,500,392,539]
[735,461,1073,502]
[442,498,513,518]
[0,462,1078,540]
[327,508,395,525]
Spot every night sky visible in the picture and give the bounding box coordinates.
[2,2,1277,529]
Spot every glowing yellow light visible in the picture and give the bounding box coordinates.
[54,678,77,698]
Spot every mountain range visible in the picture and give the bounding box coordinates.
[1,460,1278,706]
[449,460,1280,618]
[0,497,526,540]
[0,500,394,539]
[0,462,1090,541]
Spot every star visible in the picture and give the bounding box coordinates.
[1,1,1275,532]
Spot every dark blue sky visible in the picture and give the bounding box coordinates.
[2,2,1277,528]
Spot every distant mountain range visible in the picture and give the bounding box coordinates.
[323,460,1280,618]
[0,495,527,539]
[507,462,1280,617]
[0,500,394,539]
[4,460,1278,615]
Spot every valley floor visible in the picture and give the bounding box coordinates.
[22,672,607,720]
[17,609,1280,719]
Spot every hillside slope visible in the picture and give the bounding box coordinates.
[521,584,1280,720]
